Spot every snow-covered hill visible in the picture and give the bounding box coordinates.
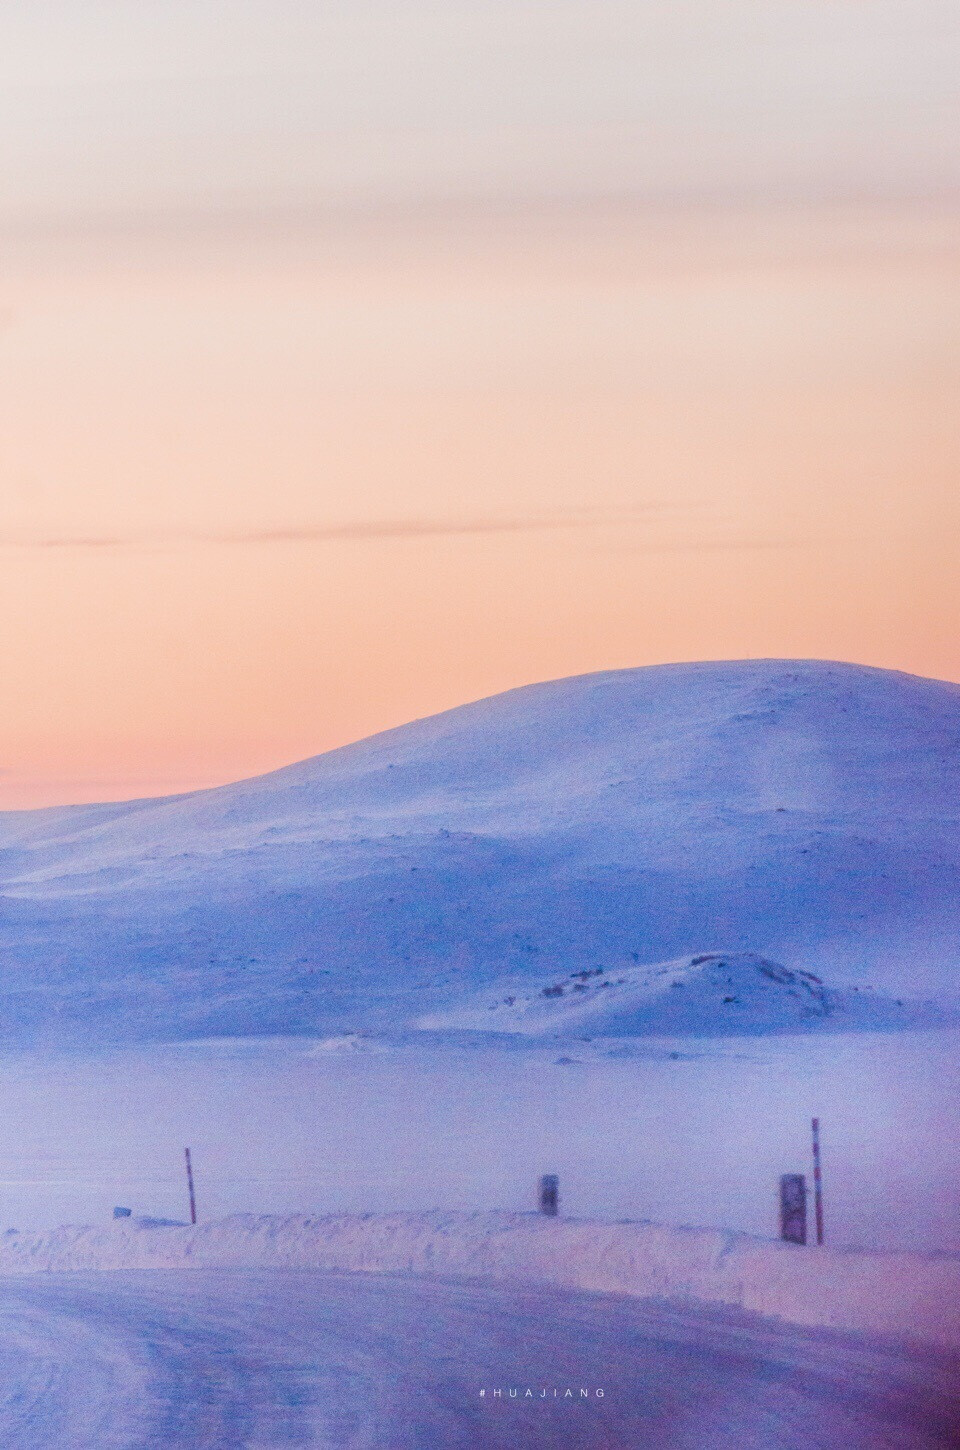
[418,952,952,1037]
[1,658,959,1043]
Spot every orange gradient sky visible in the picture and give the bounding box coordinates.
[1,2,958,807]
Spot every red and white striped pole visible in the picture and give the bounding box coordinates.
[811,1118,824,1245]
[185,1147,197,1226]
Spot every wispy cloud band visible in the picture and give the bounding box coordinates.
[0,510,672,551]
[0,513,803,557]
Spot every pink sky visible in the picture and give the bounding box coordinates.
[1,3,958,807]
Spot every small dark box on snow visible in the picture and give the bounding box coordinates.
[538,1174,560,1216]
[779,1174,807,1244]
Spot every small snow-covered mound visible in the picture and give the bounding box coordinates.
[418,952,949,1037]
[0,1211,958,1350]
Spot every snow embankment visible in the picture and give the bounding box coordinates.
[1,1211,958,1350]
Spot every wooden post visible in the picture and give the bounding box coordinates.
[185,1147,197,1225]
[538,1174,559,1216]
[811,1118,824,1245]
[779,1173,807,1244]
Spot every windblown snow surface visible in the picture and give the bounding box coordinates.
[1,658,959,1043]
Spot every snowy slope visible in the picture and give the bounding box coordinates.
[1,659,960,1042]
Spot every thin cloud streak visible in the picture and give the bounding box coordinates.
[0,510,680,552]
[3,190,958,261]
[606,535,810,554]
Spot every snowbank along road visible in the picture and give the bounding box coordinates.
[0,1269,956,1449]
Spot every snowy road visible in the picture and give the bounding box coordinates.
[0,1270,956,1449]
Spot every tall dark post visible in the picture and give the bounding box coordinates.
[185,1146,197,1226]
[811,1118,824,1245]
[779,1173,807,1244]
[538,1174,559,1216]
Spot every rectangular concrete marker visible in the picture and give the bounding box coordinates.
[779,1173,807,1244]
[538,1174,559,1216]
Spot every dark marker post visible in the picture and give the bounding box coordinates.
[811,1118,824,1245]
[185,1146,198,1225]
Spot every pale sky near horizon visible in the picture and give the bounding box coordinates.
[1,2,958,807]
